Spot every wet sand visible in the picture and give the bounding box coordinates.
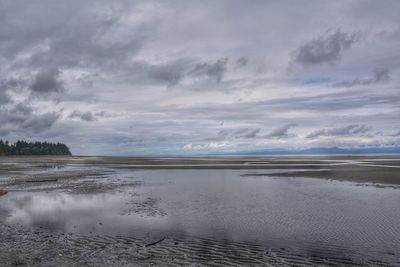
[242,165,400,186]
[0,155,400,266]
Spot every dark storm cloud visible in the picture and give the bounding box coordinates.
[333,68,390,87]
[69,110,97,122]
[29,67,64,95]
[307,124,370,139]
[190,58,228,83]
[264,123,297,138]
[292,29,360,66]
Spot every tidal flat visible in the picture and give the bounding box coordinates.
[0,155,400,266]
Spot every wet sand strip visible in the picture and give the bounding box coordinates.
[242,165,400,185]
[0,224,396,267]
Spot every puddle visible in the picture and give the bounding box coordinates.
[0,192,169,238]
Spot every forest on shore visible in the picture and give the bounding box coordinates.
[0,140,71,156]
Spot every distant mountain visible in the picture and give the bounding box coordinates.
[216,146,400,155]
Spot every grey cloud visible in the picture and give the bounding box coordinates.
[0,77,27,91]
[0,103,35,132]
[126,58,230,87]
[0,102,59,135]
[376,27,400,41]
[190,58,228,83]
[111,60,187,87]
[292,29,360,66]
[0,90,11,106]
[29,67,64,95]
[21,112,60,133]
[94,111,108,117]
[333,68,390,87]
[307,124,370,139]
[0,77,28,106]
[32,24,143,70]
[256,91,400,112]
[236,57,248,68]
[94,111,121,118]
[391,131,400,137]
[69,110,97,122]
[11,103,34,116]
[144,61,189,87]
[0,111,26,127]
[206,130,229,141]
[0,1,147,93]
[76,74,96,89]
[234,127,260,138]
[207,127,261,141]
[148,67,182,87]
[1,70,65,103]
[264,124,297,138]
[18,6,144,70]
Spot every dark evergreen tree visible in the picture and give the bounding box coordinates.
[0,140,71,156]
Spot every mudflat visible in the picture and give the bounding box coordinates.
[2,154,400,184]
[0,155,400,266]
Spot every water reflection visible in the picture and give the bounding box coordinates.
[1,169,400,263]
[0,192,169,236]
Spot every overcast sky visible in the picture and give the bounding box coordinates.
[1,0,399,155]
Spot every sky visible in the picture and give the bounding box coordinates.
[0,0,399,155]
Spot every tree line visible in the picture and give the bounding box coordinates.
[0,140,71,156]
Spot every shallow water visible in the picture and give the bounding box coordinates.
[1,168,400,265]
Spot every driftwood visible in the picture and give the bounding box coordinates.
[0,189,8,197]
[145,237,165,247]
[25,178,58,183]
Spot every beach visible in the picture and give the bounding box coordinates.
[1,155,400,266]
